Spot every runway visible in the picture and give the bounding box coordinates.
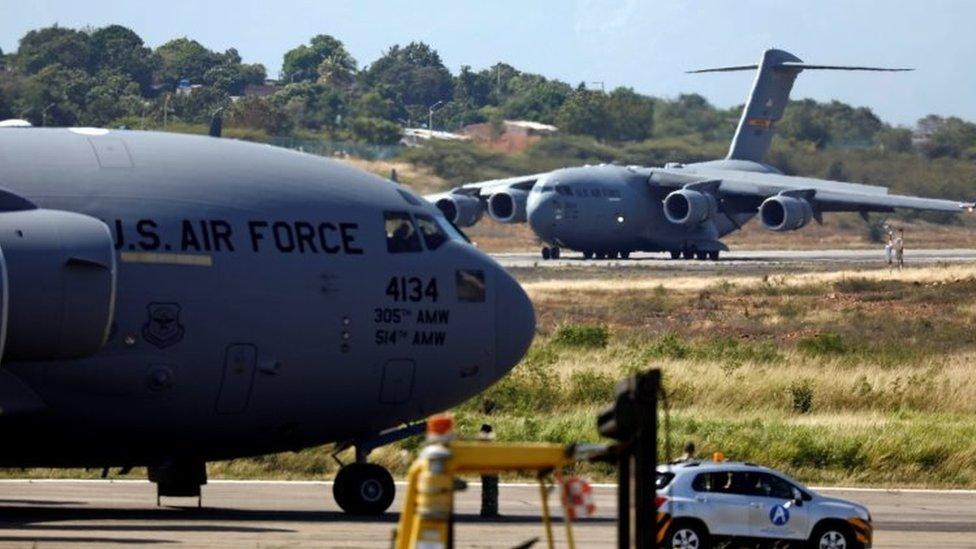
[493,248,976,269]
[1,480,974,547]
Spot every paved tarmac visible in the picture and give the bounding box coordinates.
[0,480,974,547]
[493,248,976,269]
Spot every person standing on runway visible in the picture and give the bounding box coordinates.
[894,228,905,269]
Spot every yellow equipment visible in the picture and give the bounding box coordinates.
[394,415,602,549]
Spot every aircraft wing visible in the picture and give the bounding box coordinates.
[458,173,544,197]
[649,168,974,215]
[423,173,546,227]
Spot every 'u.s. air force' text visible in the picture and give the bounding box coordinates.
[112,219,363,254]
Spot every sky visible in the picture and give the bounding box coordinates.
[2,0,975,126]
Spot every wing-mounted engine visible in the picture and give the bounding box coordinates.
[759,191,816,231]
[663,180,720,226]
[0,197,116,362]
[428,192,484,228]
[487,188,529,224]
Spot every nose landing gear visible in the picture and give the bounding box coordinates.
[333,462,395,515]
[331,421,425,515]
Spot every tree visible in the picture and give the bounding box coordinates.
[17,26,92,74]
[502,76,572,124]
[916,115,976,158]
[272,82,346,130]
[21,63,92,126]
[654,94,729,140]
[155,38,221,89]
[876,127,913,153]
[83,70,143,126]
[363,42,453,108]
[281,34,355,84]
[556,89,610,140]
[227,96,290,134]
[353,86,401,120]
[89,25,156,92]
[454,65,493,108]
[317,53,356,89]
[348,117,402,144]
[605,87,654,141]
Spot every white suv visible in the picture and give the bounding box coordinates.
[655,461,872,548]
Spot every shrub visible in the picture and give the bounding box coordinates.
[552,324,610,349]
[789,379,814,414]
[644,332,689,360]
[567,370,616,404]
[798,332,846,356]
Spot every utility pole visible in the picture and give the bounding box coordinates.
[41,103,55,127]
[141,101,150,130]
[163,93,171,129]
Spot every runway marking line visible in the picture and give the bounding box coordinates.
[1,479,974,495]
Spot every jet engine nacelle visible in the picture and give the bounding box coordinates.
[759,195,814,232]
[487,188,528,224]
[431,193,484,228]
[663,189,718,226]
[0,209,116,362]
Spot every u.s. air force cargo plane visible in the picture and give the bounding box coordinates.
[427,49,973,260]
[0,127,534,514]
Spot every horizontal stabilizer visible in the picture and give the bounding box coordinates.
[688,64,912,74]
[778,63,912,72]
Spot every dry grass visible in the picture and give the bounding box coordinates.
[524,263,976,296]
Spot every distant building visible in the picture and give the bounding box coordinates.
[462,119,558,153]
[244,79,278,97]
[400,128,471,147]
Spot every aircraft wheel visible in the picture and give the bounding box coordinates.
[583,251,593,260]
[541,246,551,260]
[595,252,607,260]
[708,250,720,261]
[551,247,561,259]
[695,251,707,260]
[620,251,631,259]
[670,250,681,260]
[682,249,695,260]
[333,463,395,515]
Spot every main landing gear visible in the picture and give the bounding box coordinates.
[581,250,631,260]
[331,422,425,515]
[670,247,720,261]
[541,246,561,260]
[148,460,207,508]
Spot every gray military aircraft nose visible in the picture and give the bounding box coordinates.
[494,267,535,375]
[527,187,557,243]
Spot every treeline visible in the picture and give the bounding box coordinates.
[3,24,976,159]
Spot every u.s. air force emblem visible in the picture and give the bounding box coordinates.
[142,302,185,348]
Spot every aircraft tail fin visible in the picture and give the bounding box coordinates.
[689,49,912,163]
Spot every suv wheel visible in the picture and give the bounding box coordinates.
[665,522,709,549]
[810,523,856,549]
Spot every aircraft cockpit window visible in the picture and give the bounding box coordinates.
[456,270,486,302]
[415,214,449,250]
[435,214,471,244]
[384,211,423,253]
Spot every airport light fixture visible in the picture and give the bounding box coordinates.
[428,100,445,132]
